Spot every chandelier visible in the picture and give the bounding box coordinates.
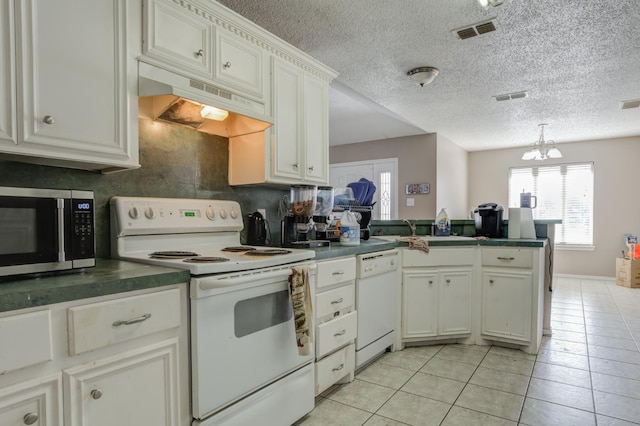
[521,124,563,161]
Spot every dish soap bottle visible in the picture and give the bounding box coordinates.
[339,208,360,246]
[435,208,451,236]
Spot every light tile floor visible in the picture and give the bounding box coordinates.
[295,277,640,425]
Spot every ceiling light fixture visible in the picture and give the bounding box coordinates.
[477,0,511,9]
[522,124,562,161]
[407,67,439,87]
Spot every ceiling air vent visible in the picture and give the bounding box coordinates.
[621,99,640,110]
[453,19,497,40]
[493,91,528,101]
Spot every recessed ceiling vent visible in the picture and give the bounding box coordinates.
[621,99,640,110]
[493,91,528,102]
[453,19,497,40]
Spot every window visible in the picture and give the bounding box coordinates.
[509,162,594,246]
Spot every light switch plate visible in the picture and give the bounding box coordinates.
[406,198,415,207]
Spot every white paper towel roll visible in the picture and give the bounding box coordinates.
[508,208,521,239]
[520,208,537,239]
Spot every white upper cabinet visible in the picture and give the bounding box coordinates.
[0,0,140,172]
[141,0,267,102]
[0,1,15,145]
[215,29,264,99]
[142,0,213,78]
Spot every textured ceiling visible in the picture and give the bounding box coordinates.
[216,0,640,151]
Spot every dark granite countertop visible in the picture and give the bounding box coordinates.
[0,259,191,313]
[309,236,547,261]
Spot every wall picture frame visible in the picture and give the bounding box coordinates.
[405,183,430,195]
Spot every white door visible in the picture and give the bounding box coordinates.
[329,158,398,220]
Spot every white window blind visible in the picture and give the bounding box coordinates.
[509,162,594,246]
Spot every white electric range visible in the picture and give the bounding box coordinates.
[110,196,316,426]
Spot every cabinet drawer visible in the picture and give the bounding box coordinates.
[316,257,356,289]
[315,343,355,395]
[316,311,357,358]
[0,310,52,373]
[68,288,181,355]
[402,248,475,267]
[315,285,355,321]
[482,248,532,268]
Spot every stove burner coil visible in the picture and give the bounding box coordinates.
[149,251,200,259]
[182,257,230,263]
[244,249,292,256]
[221,246,257,252]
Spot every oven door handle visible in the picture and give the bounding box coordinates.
[198,264,317,291]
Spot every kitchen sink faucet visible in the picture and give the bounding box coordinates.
[403,219,416,236]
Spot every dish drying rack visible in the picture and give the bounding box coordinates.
[332,200,374,240]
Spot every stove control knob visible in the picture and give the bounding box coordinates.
[230,208,239,219]
[220,209,228,219]
[206,207,216,220]
[128,207,139,219]
[144,207,156,219]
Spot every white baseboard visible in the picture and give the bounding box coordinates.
[554,273,615,281]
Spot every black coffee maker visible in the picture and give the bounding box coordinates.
[474,203,504,238]
[246,211,267,246]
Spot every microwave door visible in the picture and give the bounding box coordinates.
[0,197,62,268]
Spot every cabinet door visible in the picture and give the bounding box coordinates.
[64,339,180,426]
[439,269,473,335]
[272,58,303,181]
[0,375,62,426]
[215,29,264,99]
[303,74,328,183]
[143,0,212,78]
[482,270,532,343]
[402,270,438,339]
[0,1,15,144]
[13,0,138,170]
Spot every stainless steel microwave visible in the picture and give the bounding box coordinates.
[0,186,95,277]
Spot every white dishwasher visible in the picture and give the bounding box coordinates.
[355,249,399,368]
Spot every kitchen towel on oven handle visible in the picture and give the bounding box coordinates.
[289,265,313,356]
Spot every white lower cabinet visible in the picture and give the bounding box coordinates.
[313,257,357,395]
[64,339,180,426]
[0,285,189,426]
[400,248,474,342]
[480,247,544,354]
[0,375,62,426]
[481,270,532,343]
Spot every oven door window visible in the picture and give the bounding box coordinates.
[234,290,293,338]
[0,197,59,266]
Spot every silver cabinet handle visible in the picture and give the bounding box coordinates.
[334,329,346,337]
[91,389,103,400]
[43,115,55,124]
[195,49,204,57]
[308,165,314,171]
[112,313,151,327]
[332,363,345,372]
[292,163,299,169]
[23,413,39,425]
[428,280,433,285]
[331,298,344,304]
[497,256,515,261]
[223,61,231,68]
[489,279,494,285]
[332,270,345,276]
[445,279,451,284]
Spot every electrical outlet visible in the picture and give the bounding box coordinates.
[258,208,266,219]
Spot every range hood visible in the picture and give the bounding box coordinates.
[138,62,272,138]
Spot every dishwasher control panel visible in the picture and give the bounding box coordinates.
[356,249,399,279]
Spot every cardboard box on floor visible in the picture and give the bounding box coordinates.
[616,258,640,288]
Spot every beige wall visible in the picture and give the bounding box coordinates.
[469,136,640,277]
[329,134,438,219]
[436,134,469,219]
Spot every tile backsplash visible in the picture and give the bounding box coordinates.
[0,118,287,257]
